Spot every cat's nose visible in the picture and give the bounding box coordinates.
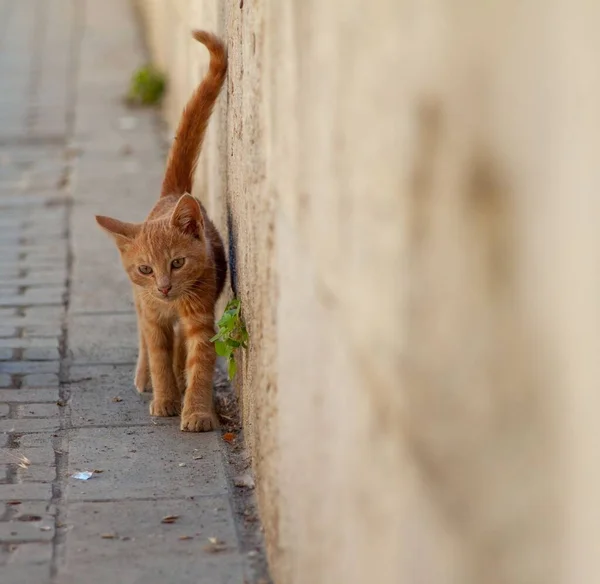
[158,285,172,296]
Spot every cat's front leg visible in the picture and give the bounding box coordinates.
[144,320,181,416]
[133,295,151,392]
[134,324,152,393]
[180,318,218,432]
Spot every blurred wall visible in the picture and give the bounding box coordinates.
[136,1,600,583]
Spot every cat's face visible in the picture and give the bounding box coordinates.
[96,194,208,302]
[122,225,207,302]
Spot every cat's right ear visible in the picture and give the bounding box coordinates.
[95,216,139,252]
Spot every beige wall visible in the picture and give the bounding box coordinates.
[136,1,600,583]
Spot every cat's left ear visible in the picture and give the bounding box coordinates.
[95,215,140,251]
[170,194,204,238]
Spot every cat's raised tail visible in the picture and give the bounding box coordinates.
[160,30,227,198]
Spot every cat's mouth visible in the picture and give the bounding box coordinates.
[156,293,177,302]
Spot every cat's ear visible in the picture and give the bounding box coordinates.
[170,194,204,238]
[95,215,139,251]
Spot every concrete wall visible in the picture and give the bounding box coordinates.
[135,1,600,583]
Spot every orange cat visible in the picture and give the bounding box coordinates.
[95,30,228,432]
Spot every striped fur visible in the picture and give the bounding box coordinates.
[95,31,228,432]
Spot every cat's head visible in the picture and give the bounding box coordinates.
[95,194,208,302]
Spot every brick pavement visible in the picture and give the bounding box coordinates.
[0,1,268,582]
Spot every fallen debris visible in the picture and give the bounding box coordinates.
[6,452,32,469]
[204,537,227,553]
[17,515,42,522]
[233,474,255,489]
[71,471,94,481]
[161,515,179,524]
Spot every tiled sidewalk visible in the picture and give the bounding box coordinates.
[0,1,265,583]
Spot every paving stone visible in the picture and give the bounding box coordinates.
[0,484,52,501]
[0,564,51,584]
[67,426,227,501]
[22,374,59,388]
[0,309,18,319]
[0,389,59,403]
[9,501,57,518]
[0,275,66,289]
[23,347,61,361]
[17,404,60,418]
[0,418,60,433]
[0,404,9,417]
[17,464,56,483]
[0,374,14,388]
[61,498,244,584]
[23,306,64,321]
[0,518,55,542]
[18,434,60,449]
[69,262,134,313]
[68,364,170,428]
[0,348,15,360]
[0,446,56,465]
[0,327,19,337]
[23,325,62,338]
[1,315,62,329]
[0,362,59,375]
[0,542,53,565]
[69,313,138,364]
[0,289,64,307]
[0,338,59,349]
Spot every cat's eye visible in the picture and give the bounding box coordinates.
[171,258,185,269]
[138,265,153,275]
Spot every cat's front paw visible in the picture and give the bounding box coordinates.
[149,398,181,417]
[180,409,218,432]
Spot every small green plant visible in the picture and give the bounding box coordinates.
[211,298,248,380]
[126,65,166,106]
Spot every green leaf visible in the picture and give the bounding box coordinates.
[217,313,233,327]
[215,341,230,357]
[213,297,249,381]
[227,358,237,380]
